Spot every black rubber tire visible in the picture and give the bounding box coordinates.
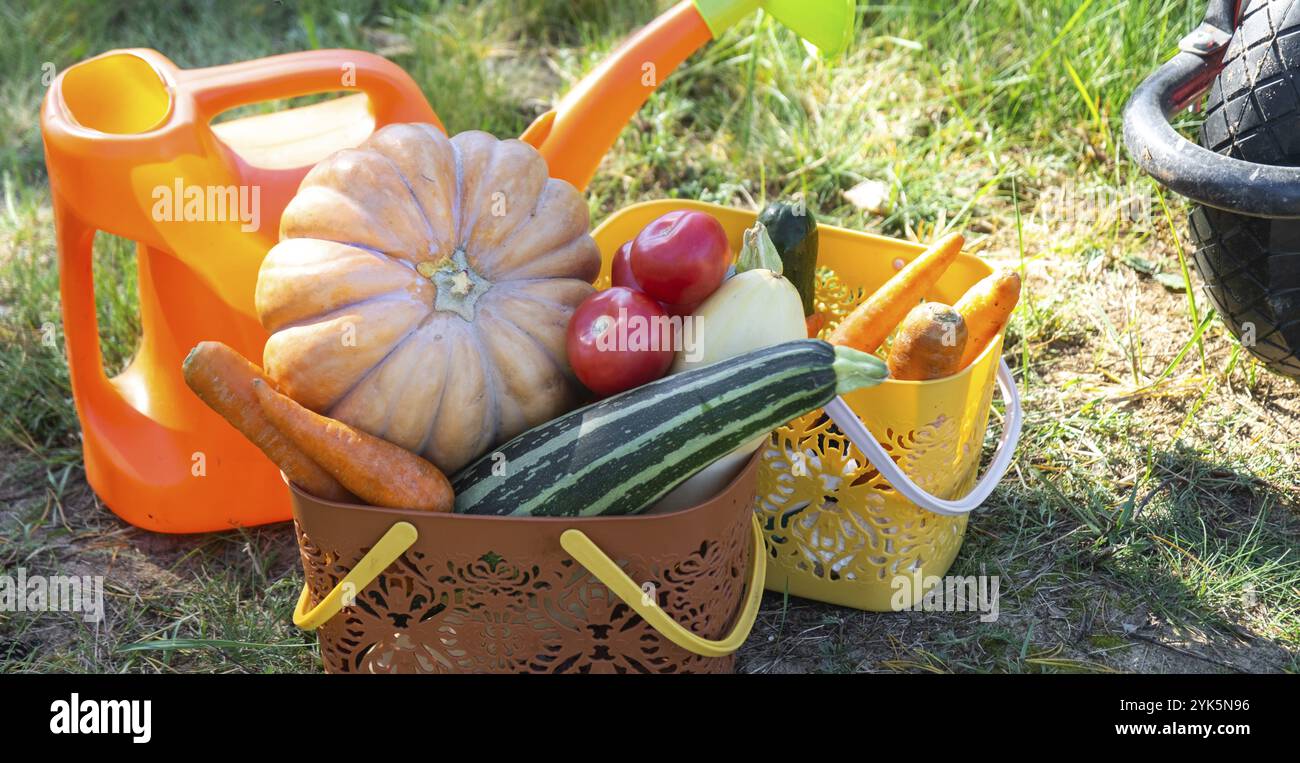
[1192,0,1300,378]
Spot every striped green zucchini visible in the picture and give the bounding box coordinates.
[452,339,886,517]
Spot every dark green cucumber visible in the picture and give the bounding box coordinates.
[758,200,819,315]
[453,339,885,517]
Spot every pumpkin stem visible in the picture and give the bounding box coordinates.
[449,270,473,296]
[425,248,491,321]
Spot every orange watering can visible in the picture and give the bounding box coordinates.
[41,0,854,533]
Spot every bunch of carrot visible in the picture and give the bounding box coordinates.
[182,342,454,512]
[827,232,1021,381]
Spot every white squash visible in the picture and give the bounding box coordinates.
[672,222,807,373]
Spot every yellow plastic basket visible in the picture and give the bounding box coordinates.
[591,200,1021,612]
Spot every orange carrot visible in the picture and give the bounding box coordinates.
[828,232,964,353]
[887,302,968,381]
[806,311,826,338]
[252,379,453,512]
[182,342,352,502]
[953,269,1021,369]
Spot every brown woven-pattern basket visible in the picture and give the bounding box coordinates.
[291,455,762,674]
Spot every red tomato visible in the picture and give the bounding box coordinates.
[566,287,674,396]
[613,240,693,317]
[659,300,695,318]
[610,240,641,291]
[629,210,729,307]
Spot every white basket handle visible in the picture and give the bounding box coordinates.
[823,359,1022,517]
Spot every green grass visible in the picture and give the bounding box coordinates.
[2,0,1298,673]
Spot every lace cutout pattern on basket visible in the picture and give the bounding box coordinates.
[294,515,751,674]
[753,262,993,587]
[811,265,869,340]
[755,410,973,584]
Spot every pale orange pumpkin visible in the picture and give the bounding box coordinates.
[255,124,600,473]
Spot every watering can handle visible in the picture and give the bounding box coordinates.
[522,0,854,191]
[52,200,116,414]
[1121,0,1300,218]
[823,359,1022,518]
[181,49,440,132]
[294,516,766,659]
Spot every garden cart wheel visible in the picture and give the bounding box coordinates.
[1124,0,1300,378]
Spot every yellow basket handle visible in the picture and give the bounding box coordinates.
[294,515,767,659]
[559,514,767,659]
[293,521,418,631]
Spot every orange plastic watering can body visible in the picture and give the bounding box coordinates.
[42,48,438,532]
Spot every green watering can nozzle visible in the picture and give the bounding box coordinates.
[692,0,855,58]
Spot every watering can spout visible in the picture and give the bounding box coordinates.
[523,0,855,191]
[693,0,855,57]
